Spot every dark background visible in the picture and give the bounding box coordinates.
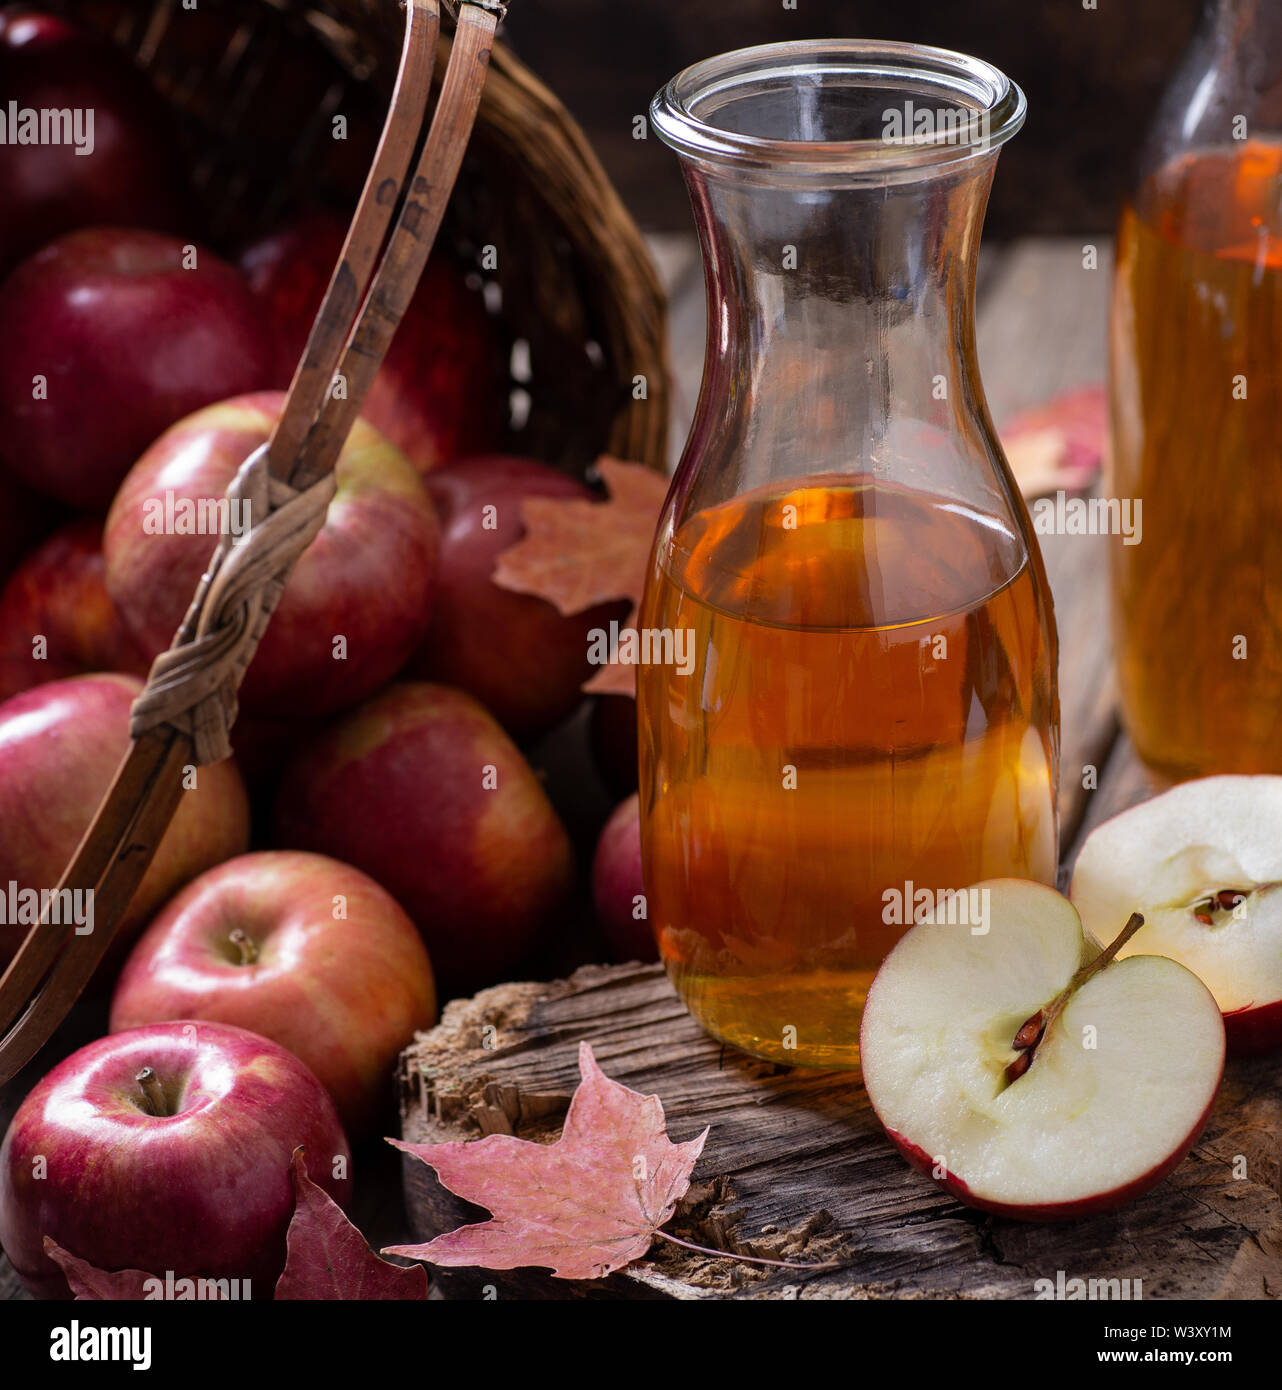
[504,0,1200,235]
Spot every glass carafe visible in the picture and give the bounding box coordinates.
[1109,0,1282,779]
[640,41,1058,1068]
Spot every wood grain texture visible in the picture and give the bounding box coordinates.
[399,964,1282,1300]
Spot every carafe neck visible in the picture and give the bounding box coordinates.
[682,155,997,487]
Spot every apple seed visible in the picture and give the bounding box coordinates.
[1004,912,1145,1086]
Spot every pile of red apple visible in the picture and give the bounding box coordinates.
[0,8,648,1299]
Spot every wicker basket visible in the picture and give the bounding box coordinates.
[53,0,670,474]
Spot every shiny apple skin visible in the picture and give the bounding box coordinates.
[0,230,270,508]
[104,391,440,717]
[0,673,250,972]
[273,682,574,994]
[110,851,437,1135]
[0,1021,351,1299]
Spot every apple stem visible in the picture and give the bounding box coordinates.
[228,928,258,966]
[136,1066,168,1117]
[1004,912,1145,1086]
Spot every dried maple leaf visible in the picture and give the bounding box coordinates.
[492,457,669,697]
[384,1041,708,1280]
[1001,384,1107,498]
[44,1238,157,1300]
[275,1148,429,1301]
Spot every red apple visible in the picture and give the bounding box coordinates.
[0,673,250,972]
[104,391,439,718]
[0,9,190,276]
[110,850,437,1136]
[239,211,503,474]
[592,794,656,963]
[409,456,628,739]
[0,228,272,508]
[0,1020,350,1299]
[0,517,147,700]
[273,682,574,993]
[859,879,1225,1221]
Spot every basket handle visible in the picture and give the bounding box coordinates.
[0,0,509,1084]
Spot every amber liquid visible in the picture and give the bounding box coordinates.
[638,477,1057,1067]
[1110,141,1282,777]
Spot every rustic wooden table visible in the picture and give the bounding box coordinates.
[399,236,1282,1301]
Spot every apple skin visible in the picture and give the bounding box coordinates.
[0,673,250,972]
[239,211,502,474]
[880,1095,1220,1223]
[0,10,190,276]
[104,391,440,718]
[110,851,437,1136]
[0,1020,351,1299]
[0,229,273,508]
[1222,1000,1282,1056]
[273,681,574,993]
[0,518,148,700]
[591,794,657,963]
[408,456,629,740]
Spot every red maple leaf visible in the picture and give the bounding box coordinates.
[385,1041,708,1280]
[44,1238,158,1300]
[276,1148,429,1300]
[491,457,670,697]
[40,1151,427,1301]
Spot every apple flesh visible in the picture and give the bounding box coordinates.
[239,211,502,474]
[1070,775,1282,1054]
[0,10,190,276]
[409,456,630,740]
[110,850,437,1136]
[0,518,147,700]
[0,1020,350,1299]
[0,673,250,972]
[860,878,1225,1220]
[273,681,574,993]
[592,793,656,963]
[0,229,272,508]
[105,391,439,718]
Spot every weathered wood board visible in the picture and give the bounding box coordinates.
[398,964,1282,1300]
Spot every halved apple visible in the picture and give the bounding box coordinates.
[1071,776,1282,1054]
[860,879,1224,1221]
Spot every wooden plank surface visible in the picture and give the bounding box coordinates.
[399,236,1282,1300]
[400,965,1282,1300]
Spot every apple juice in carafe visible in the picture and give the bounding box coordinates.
[644,42,1057,1067]
[639,478,1056,1067]
[1110,141,1282,776]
